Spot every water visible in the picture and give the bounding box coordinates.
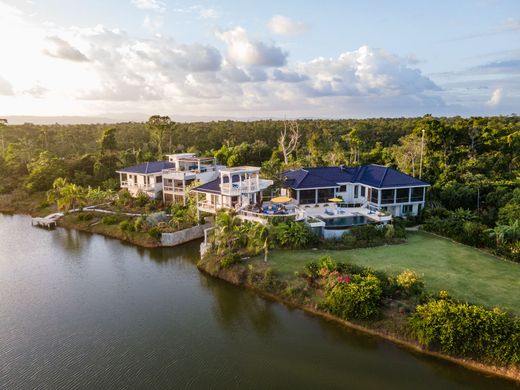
[324,215,367,227]
[0,214,517,389]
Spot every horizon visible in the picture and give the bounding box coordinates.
[1,1,519,120]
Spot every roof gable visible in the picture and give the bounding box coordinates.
[283,165,429,189]
[117,161,175,175]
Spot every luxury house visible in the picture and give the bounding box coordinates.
[116,153,222,205]
[191,166,274,222]
[281,164,429,217]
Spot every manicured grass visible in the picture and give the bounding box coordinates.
[264,231,520,314]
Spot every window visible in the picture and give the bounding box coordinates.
[402,204,413,214]
[381,189,395,204]
[354,185,359,198]
[338,185,347,192]
[361,186,366,197]
[299,189,316,204]
[317,188,335,203]
[156,175,162,183]
[411,187,425,202]
[370,188,379,204]
[396,188,409,203]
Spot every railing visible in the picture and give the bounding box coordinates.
[120,182,154,191]
[163,185,185,193]
[220,179,273,195]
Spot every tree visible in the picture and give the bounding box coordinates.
[278,120,300,164]
[389,133,422,177]
[47,178,86,212]
[24,151,65,192]
[0,118,7,158]
[99,127,117,154]
[342,127,362,165]
[146,115,175,158]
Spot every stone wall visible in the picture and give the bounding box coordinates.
[160,222,213,247]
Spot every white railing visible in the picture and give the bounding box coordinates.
[163,185,185,193]
[120,182,154,191]
[220,179,273,195]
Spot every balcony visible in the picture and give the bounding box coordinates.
[120,181,154,191]
[220,179,273,196]
[163,185,186,194]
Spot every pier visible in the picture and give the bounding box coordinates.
[31,213,63,229]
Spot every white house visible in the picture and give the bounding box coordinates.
[191,166,273,222]
[116,153,223,204]
[281,164,429,218]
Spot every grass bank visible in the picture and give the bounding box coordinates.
[58,212,160,248]
[265,231,520,314]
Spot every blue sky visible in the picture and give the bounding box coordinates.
[0,0,519,119]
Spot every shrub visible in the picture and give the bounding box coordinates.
[304,262,320,279]
[409,298,520,365]
[322,274,383,320]
[101,215,118,225]
[220,252,240,269]
[119,219,135,232]
[76,212,94,221]
[146,211,169,227]
[134,217,144,231]
[148,226,162,240]
[135,192,150,207]
[395,270,424,297]
[318,255,337,272]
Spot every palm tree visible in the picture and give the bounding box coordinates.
[214,210,241,254]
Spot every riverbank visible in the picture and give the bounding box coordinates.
[197,253,520,384]
[57,213,161,248]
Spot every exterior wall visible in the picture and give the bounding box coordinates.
[160,222,213,246]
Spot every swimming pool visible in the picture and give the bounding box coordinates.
[323,215,367,228]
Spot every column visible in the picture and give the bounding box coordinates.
[315,189,318,204]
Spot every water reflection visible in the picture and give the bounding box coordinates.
[200,276,279,337]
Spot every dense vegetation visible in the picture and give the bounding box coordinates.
[0,115,518,259]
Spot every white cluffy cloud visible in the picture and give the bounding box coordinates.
[268,15,309,35]
[131,0,165,12]
[487,87,503,106]
[216,26,288,66]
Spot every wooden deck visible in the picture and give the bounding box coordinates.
[31,213,63,229]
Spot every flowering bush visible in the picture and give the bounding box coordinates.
[395,269,424,297]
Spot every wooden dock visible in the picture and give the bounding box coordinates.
[31,213,63,229]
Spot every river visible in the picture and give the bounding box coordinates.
[0,214,517,389]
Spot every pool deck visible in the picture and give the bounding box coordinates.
[300,205,392,224]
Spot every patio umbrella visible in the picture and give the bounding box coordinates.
[328,198,343,203]
[271,196,292,204]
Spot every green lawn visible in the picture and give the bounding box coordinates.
[264,231,520,314]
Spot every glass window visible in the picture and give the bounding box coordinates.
[361,186,366,197]
[411,187,425,202]
[338,185,347,192]
[370,188,379,204]
[156,175,162,183]
[299,189,316,204]
[402,204,413,214]
[318,188,335,203]
[354,185,359,198]
[396,188,409,203]
[381,189,395,204]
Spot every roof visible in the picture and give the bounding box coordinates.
[191,175,240,195]
[116,161,175,175]
[282,164,429,189]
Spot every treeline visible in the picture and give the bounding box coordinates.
[0,115,519,258]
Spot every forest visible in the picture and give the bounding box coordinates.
[0,114,519,260]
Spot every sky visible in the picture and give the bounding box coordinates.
[0,0,519,121]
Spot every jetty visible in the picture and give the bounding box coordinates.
[31,213,63,229]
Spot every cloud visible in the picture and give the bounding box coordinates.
[216,26,288,67]
[296,46,439,98]
[268,15,309,35]
[504,18,520,31]
[43,36,89,62]
[198,7,219,19]
[0,76,14,95]
[487,87,503,106]
[477,59,520,74]
[272,69,308,82]
[143,14,164,31]
[131,0,165,12]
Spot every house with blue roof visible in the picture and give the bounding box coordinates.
[116,153,222,204]
[281,164,429,218]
